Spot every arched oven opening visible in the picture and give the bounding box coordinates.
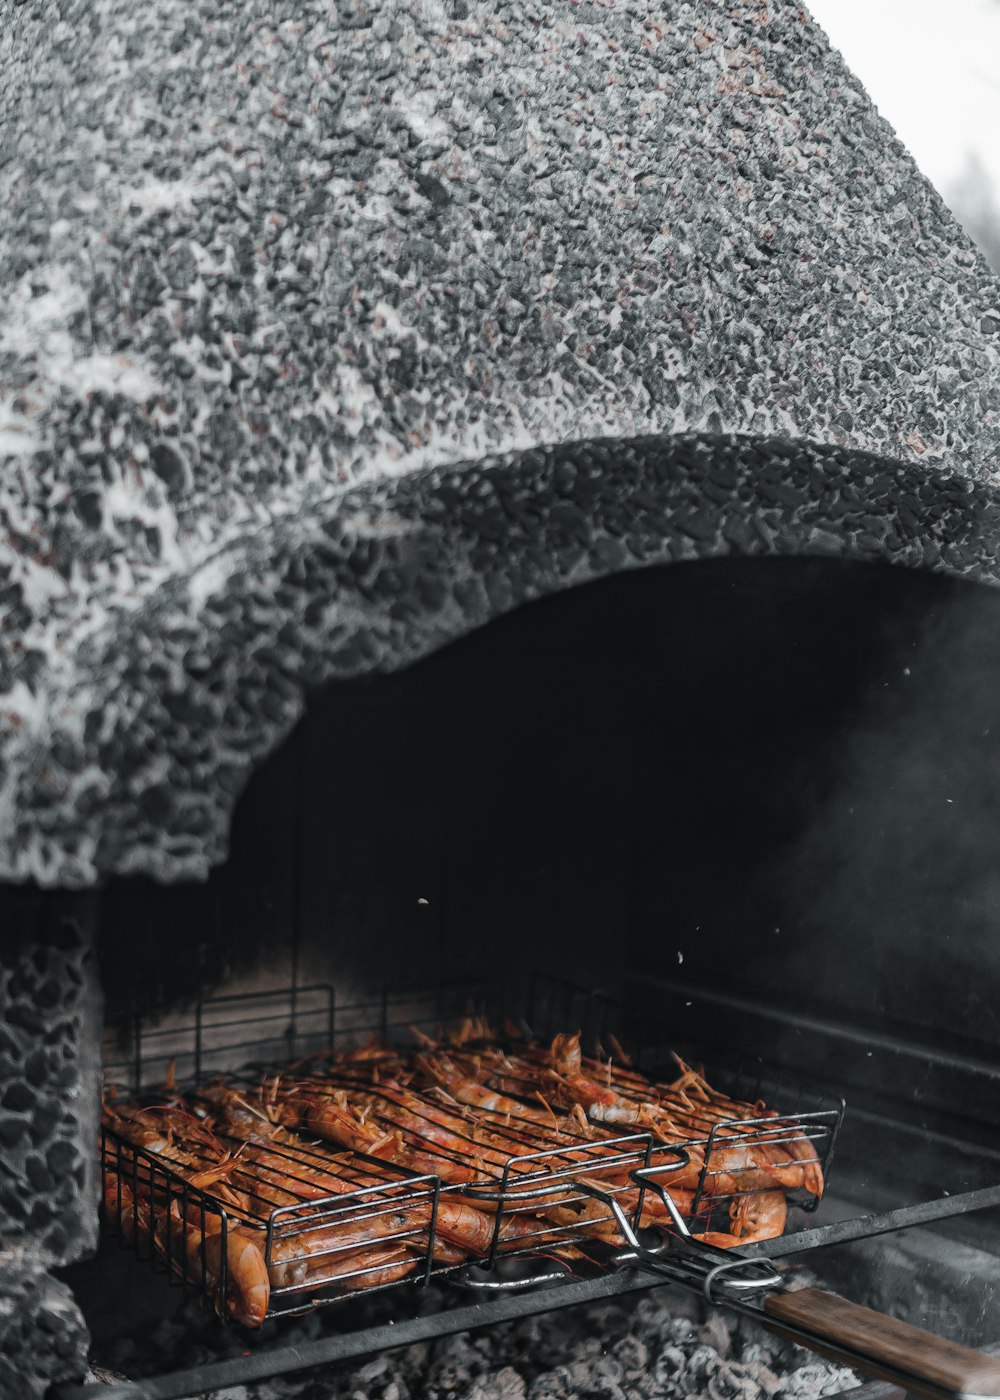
[8,0,1000,1382]
[37,552,1000,1397]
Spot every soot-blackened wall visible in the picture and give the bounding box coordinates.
[97,556,1000,1099]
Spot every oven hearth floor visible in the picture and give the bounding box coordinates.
[78,1273,859,1400]
[77,981,1000,1398]
[62,1176,1000,1400]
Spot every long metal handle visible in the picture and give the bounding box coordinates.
[761,1289,1000,1400]
[614,1167,1000,1400]
[461,1157,1000,1400]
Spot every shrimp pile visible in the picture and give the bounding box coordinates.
[101,1026,824,1326]
[411,1032,824,1199]
[102,1097,435,1326]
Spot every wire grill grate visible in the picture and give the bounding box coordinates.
[100,974,844,1323]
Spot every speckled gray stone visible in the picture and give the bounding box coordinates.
[3,0,1000,884]
[0,895,101,1264]
[0,1252,89,1399]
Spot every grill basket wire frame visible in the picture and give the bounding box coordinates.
[100,974,845,1323]
[103,1123,449,1318]
[100,1119,687,1323]
[522,971,845,1219]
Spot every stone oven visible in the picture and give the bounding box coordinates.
[3,1,1000,1397]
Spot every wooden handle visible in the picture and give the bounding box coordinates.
[764,1288,1000,1400]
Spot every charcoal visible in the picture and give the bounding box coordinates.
[461,1367,528,1400]
[776,1363,859,1400]
[699,1314,735,1358]
[611,1336,649,1378]
[652,1343,690,1391]
[83,1278,859,1400]
[709,1361,764,1400]
[526,1374,573,1400]
[742,1358,784,1398]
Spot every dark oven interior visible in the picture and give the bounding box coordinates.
[51,556,1000,1394]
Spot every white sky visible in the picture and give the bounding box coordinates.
[806,0,1000,196]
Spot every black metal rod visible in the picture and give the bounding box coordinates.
[648,977,1000,1083]
[52,1272,669,1400]
[742,1184,1000,1259]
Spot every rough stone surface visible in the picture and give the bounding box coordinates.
[0,1253,90,1400]
[3,0,1000,884]
[0,895,101,1265]
[6,434,1000,887]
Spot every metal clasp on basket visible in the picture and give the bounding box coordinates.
[453,1257,577,1292]
[453,1140,688,1291]
[624,1161,785,1304]
[519,1150,783,1306]
[455,1144,783,1305]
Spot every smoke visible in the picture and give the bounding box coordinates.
[782,574,1000,1059]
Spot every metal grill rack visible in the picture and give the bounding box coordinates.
[102,1115,689,1323]
[103,1123,444,1318]
[524,972,845,1217]
[100,974,845,1325]
[72,974,1000,1400]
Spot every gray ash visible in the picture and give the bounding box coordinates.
[87,1282,858,1400]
